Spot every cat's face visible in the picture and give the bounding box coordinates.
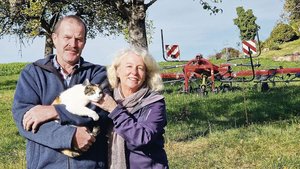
[84,84,103,102]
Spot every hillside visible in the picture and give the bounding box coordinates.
[260,38,300,59]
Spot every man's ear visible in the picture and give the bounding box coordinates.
[51,33,57,48]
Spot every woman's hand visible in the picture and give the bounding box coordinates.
[23,105,59,133]
[92,93,117,113]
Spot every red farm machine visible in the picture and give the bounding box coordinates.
[160,30,300,94]
[161,55,300,94]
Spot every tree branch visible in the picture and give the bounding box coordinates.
[145,0,157,10]
[110,0,130,20]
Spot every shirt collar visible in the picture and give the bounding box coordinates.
[52,55,80,71]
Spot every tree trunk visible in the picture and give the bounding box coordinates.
[127,2,148,49]
[44,35,53,57]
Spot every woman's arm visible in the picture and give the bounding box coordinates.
[108,100,167,149]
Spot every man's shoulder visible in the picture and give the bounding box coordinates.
[81,60,105,68]
[81,60,107,73]
[34,55,53,65]
[20,56,55,75]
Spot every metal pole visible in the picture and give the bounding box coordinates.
[255,30,261,57]
[161,29,168,61]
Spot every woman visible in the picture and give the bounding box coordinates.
[94,47,169,169]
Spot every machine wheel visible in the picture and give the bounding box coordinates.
[196,85,208,96]
[261,82,269,92]
[221,84,231,93]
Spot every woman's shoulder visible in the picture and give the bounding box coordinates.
[144,91,164,104]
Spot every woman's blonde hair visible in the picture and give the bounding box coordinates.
[107,46,164,92]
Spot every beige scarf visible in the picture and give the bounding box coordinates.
[108,86,150,169]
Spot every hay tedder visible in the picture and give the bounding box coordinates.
[160,30,300,94]
[160,55,300,94]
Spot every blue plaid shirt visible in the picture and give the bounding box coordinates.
[52,55,80,87]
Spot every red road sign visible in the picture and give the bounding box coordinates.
[242,40,257,56]
[165,45,180,59]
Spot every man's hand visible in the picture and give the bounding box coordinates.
[23,105,59,133]
[72,126,96,152]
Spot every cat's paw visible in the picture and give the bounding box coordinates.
[90,114,99,121]
[91,126,101,136]
[61,149,81,157]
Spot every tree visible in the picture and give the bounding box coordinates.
[1,0,223,56]
[283,0,300,36]
[2,0,125,55]
[221,47,240,59]
[233,6,260,40]
[269,23,298,44]
[284,0,300,22]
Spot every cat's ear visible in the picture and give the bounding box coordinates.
[83,79,91,85]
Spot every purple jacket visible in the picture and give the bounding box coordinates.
[108,95,169,169]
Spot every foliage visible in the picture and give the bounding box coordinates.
[122,16,155,45]
[283,0,300,22]
[281,0,300,47]
[221,47,240,59]
[260,38,300,59]
[1,0,223,55]
[262,39,281,51]
[212,47,241,60]
[1,0,124,39]
[0,62,27,76]
[269,23,298,44]
[233,6,260,40]
[289,19,300,36]
[214,52,223,60]
[198,0,223,14]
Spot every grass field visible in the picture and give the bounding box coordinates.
[1,51,300,168]
[0,63,26,169]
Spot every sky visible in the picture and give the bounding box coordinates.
[0,0,284,65]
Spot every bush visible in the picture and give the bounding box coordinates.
[221,47,240,58]
[270,23,298,44]
[0,63,27,76]
[290,20,300,36]
[215,52,223,60]
[262,39,280,50]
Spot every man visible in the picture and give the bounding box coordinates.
[12,15,109,169]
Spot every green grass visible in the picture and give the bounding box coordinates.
[1,54,300,168]
[0,63,27,168]
[260,38,300,59]
[166,122,300,168]
[164,85,300,142]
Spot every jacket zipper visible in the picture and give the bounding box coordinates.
[67,157,70,169]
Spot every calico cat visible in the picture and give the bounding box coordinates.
[52,79,103,157]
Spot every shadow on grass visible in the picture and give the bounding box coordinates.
[0,79,17,90]
[166,85,300,141]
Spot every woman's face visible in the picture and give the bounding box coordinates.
[116,52,146,97]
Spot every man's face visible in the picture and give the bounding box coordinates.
[52,19,86,66]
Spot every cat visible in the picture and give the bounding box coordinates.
[52,79,103,157]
